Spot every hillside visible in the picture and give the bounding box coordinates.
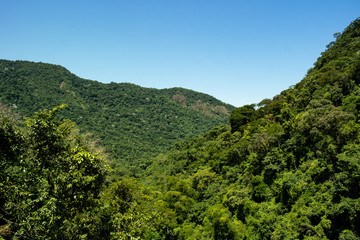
[2,17,360,240]
[0,60,234,176]
[137,18,360,238]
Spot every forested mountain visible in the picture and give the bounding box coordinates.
[1,17,360,239]
[140,17,360,239]
[0,61,234,176]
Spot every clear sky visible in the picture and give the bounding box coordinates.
[1,1,359,107]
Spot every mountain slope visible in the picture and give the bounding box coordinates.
[141,17,360,239]
[2,17,360,240]
[0,60,234,176]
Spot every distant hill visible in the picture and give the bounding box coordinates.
[0,60,235,176]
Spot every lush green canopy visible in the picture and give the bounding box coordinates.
[0,61,234,178]
[142,17,360,239]
[1,17,360,240]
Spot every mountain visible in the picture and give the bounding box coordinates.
[0,60,235,176]
[2,17,360,240]
[138,17,360,238]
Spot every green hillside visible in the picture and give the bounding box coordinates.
[0,61,234,176]
[2,17,360,240]
[139,17,360,238]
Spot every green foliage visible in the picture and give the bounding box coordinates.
[0,60,234,178]
[2,16,360,240]
[98,179,178,239]
[0,104,107,239]
[229,104,256,133]
[203,204,245,240]
[142,17,360,239]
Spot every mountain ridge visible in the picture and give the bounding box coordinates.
[0,59,235,176]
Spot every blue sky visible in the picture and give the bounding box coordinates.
[1,1,359,107]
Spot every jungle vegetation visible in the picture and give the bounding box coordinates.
[1,17,360,239]
[0,61,234,178]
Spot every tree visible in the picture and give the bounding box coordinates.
[229,104,255,133]
[0,105,108,239]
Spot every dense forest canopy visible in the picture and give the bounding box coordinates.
[141,17,360,239]
[0,62,234,178]
[1,17,360,239]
